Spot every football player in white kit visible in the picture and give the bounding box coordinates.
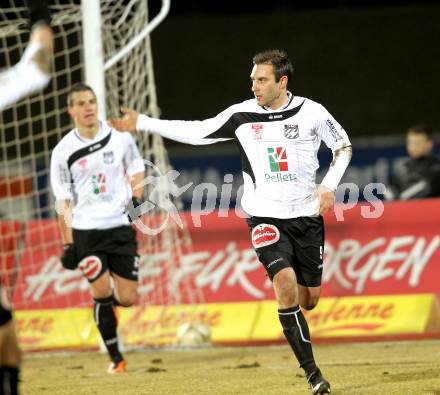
[110,49,352,394]
[0,1,52,393]
[50,83,145,374]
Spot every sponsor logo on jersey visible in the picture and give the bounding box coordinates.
[251,124,263,140]
[264,173,297,182]
[78,256,102,281]
[326,119,343,141]
[92,173,107,194]
[267,147,288,172]
[103,151,114,164]
[251,224,280,248]
[284,124,299,139]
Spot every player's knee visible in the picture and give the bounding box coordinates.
[115,291,137,307]
[116,296,135,307]
[301,296,320,311]
[279,294,297,308]
[273,269,298,307]
[299,289,320,310]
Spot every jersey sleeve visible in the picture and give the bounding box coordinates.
[315,105,352,191]
[136,105,238,145]
[122,133,145,176]
[50,147,73,201]
[0,42,50,111]
[314,105,351,151]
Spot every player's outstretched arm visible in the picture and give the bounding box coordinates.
[108,107,139,132]
[0,0,53,111]
[110,106,235,146]
[25,0,51,29]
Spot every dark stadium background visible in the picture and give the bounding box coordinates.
[149,0,439,138]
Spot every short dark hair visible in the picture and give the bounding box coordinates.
[67,82,95,106]
[253,49,293,83]
[407,124,434,140]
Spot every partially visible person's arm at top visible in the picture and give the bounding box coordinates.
[0,0,53,111]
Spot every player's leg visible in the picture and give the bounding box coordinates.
[105,226,138,308]
[0,287,21,395]
[291,216,330,394]
[0,322,21,395]
[87,268,126,371]
[273,268,320,380]
[75,248,124,372]
[73,227,127,371]
[112,273,138,307]
[105,251,139,374]
[248,217,324,392]
[292,216,325,312]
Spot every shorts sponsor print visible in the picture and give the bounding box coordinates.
[251,223,280,248]
[78,256,103,281]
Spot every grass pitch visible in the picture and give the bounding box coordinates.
[23,340,440,394]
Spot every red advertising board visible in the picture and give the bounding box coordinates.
[322,199,440,298]
[3,199,440,310]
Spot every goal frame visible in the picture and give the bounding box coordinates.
[81,0,170,119]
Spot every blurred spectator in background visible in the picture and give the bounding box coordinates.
[385,124,440,200]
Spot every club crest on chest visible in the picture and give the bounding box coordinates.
[284,124,299,139]
[103,151,114,164]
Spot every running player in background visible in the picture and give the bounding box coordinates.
[50,83,145,374]
[0,1,52,394]
[109,49,352,394]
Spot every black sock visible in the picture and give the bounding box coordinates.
[0,366,19,395]
[93,295,123,363]
[278,305,317,376]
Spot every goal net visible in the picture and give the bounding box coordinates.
[0,0,205,350]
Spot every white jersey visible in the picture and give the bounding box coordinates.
[50,122,144,229]
[137,94,351,218]
[0,42,50,111]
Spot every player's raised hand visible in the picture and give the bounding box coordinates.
[108,107,139,132]
[25,0,54,74]
[25,0,51,29]
[317,184,335,216]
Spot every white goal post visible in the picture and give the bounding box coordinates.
[81,0,170,119]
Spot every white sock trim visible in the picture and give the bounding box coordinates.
[278,307,301,315]
[293,309,311,343]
